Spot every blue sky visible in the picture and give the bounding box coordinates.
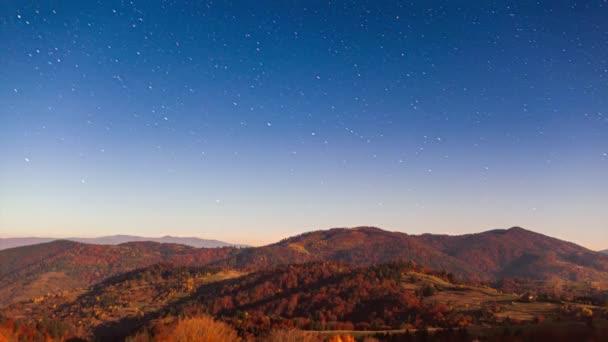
[1,1,607,248]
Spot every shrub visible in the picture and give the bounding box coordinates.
[265,329,320,342]
[581,307,593,318]
[327,335,355,342]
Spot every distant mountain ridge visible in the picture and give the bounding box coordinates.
[2,226,608,307]
[0,235,247,250]
[218,226,608,283]
[601,249,608,254]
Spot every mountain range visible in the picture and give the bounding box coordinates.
[1,226,607,308]
[0,235,246,250]
[2,226,608,341]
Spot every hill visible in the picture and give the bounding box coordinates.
[1,261,511,339]
[3,263,243,339]
[0,240,238,307]
[217,226,608,284]
[415,227,608,282]
[216,227,480,279]
[0,235,245,250]
[178,261,492,333]
[2,226,608,309]
[6,261,607,341]
[601,249,608,255]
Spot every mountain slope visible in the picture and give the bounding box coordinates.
[5,261,608,341]
[3,226,608,308]
[0,240,238,306]
[0,235,245,250]
[216,226,608,283]
[181,261,471,331]
[2,263,242,340]
[601,249,608,255]
[5,261,510,339]
[415,227,608,282]
[216,227,480,280]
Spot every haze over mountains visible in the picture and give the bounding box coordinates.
[1,226,607,308]
[0,235,246,250]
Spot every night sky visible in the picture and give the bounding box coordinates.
[1,1,607,248]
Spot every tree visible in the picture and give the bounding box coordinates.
[421,283,437,297]
[162,315,240,342]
